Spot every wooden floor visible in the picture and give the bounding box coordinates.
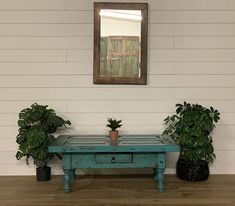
[0,174,235,206]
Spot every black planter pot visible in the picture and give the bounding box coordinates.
[176,159,209,181]
[36,166,51,181]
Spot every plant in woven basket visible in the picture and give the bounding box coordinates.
[16,103,71,180]
[163,102,220,181]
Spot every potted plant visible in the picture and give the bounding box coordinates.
[106,117,122,143]
[163,102,220,181]
[15,103,71,181]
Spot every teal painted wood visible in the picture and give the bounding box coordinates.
[49,135,179,153]
[71,153,158,169]
[48,134,179,193]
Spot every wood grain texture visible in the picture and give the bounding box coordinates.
[0,175,234,206]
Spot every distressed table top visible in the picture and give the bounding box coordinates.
[49,135,180,153]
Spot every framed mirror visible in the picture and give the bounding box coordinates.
[93,2,148,84]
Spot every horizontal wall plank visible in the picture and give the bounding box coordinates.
[213,126,235,139]
[219,113,235,125]
[2,74,235,88]
[0,88,174,101]
[1,99,234,114]
[4,23,235,38]
[150,24,235,36]
[149,37,174,49]
[66,87,175,101]
[175,88,235,100]
[175,37,235,49]
[0,112,233,127]
[149,75,235,87]
[67,75,235,88]
[69,49,235,63]
[0,37,92,50]
[149,62,235,75]
[0,24,92,37]
[81,48,235,62]
[0,63,92,75]
[0,37,171,50]
[172,0,235,10]
[65,100,235,113]
[66,0,235,11]
[175,100,235,113]
[0,0,65,10]
[65,113,169,126]
[1,125,165,139]
[0,152,62,172]
[175,11,235,23]
[0,76,67,88]
[66,0,150,11]
[149,11,173,23]
[1,62,235,76]
[150,49,235,62]
[0,164,36,175]
[0,11,92,23]
[67,100,176,113]
[214,137,235,151]
[0,50,66,63]
[0,125,231,139]
[0,127,18,139]
[0,138,17,151]
[0,11,172,24]
[0,163,64,175]
[5,23,235,37]
[0,101,66,113]
[210,151,235,174]
[67,50,92,62]
[0,113,168,126]
[0,114,18,126]
[0,88,69,101]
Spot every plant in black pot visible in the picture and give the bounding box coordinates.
[163,102,220,181]
[16,103,71,181]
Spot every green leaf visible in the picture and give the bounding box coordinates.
[15,103,71,167]
[162,101,220,164]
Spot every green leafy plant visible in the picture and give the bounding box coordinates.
[163,102,220,164]
[106,117,122,131]
[16,103,71,168]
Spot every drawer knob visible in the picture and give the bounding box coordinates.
[111,157,116,163]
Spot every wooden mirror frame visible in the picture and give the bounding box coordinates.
[93,2,148,84]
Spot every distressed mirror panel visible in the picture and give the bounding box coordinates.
[93,2,148,84]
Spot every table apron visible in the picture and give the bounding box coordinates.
[63,152,166,169]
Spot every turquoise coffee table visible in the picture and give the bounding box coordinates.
[48,135,179,193]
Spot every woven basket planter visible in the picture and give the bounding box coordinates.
[176,159,209,181]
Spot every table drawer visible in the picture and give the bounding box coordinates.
[95,153,133,163]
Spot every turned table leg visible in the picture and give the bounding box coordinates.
[63,154,72,193]
[70,169,76,182]
[154,153,166,192]
[155,168,165,192]
[63,169,71,193]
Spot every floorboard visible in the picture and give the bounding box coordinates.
[0,174,234,206]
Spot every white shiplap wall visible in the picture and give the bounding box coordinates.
[0,0,235,175]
